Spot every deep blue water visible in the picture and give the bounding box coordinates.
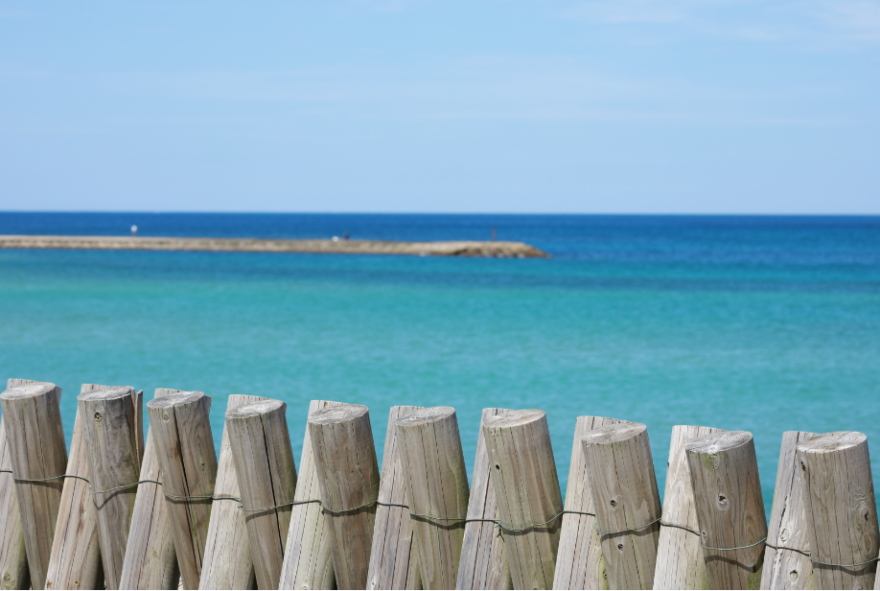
[1,212,879,516]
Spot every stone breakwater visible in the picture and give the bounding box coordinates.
[0,235,550,258]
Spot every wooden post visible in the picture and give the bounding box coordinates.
[483,409,563,591]
[1,380,67,590]
[761,431,817,590]
[367,405,423,590]
[653,424,723,590]
[553,415,629,591]
[199,395,266,590]
[226,399,297,590]
[686,430,767,590]
[45,384,115,590]
[396,406,470,590]
[78,385,141,590]
[0,379,33,591]
[797,431,880,590]
[309,403,380,590]
[120,388,181,590]
[457,408,513,591]
[147,391,217,590]
[279,399,342,591]
[582,422,662,590]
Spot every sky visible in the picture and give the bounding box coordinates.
[1,1,878,214]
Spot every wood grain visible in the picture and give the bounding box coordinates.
[396,406,469,590]
[44,384,112,590]
[78,385,142,590]
[653,425,723,591]
[797,431,879,590]
[457,408,513,591]
[583,422,661,590]
[147,391,217,590]
[553,416,629,591]
[0,379,36,591]
[367,405,423,591]
[686,431,767,590]
[198,395,266,590]
[119,387,181,590]
[309,404,380,590]
[1,380,67,590]
[279,400,342,591]
[761,431,817,590]
[226,399,297,590]
[484,409,563,591]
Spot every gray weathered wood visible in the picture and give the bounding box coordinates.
[798,431,879,590]
[78,385,142,590]
[309,403,380,590]
[199,395,266,590]
[396,406,469,590]
[1,380,67,590]
[484,409,563,591]
[653,425,723,591]
[226,399,297,590]
[686,431,767,590]
[367,405,423,591]
[553,416,629,591]
[0,379,34,591]
[44,384,110,591]
[457,408,513,591]
[279,400,342,591]
[147,391,217,590]
[583,422,661,590]
[761,431,817,590]
[120,388,181,590]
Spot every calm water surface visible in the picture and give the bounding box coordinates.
[1,213,879,515]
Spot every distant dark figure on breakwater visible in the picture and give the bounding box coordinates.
[343,232,350,240]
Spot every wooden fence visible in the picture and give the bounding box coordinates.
[1,378,878,590]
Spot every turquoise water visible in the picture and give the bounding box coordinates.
[1,213,879,516]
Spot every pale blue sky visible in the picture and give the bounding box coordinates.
[1,1,878,213]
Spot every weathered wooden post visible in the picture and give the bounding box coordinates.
[199,395,266,590]
[226,399,297,590]
[46,384,126,590]
[147,391,217,590]
[553,415,628,591]
[279,399,341,591]
[396,406,470,590]
[1,380,67,590]
[78,385,142,590]
[0,379,41,591]
[483,409,563,591]
[686,430,767,590]
[761,431,816,590]
[653,425,723,590]
[367,405,423,591]
[120,388,181,590]
[457,408,513,591]
[582,422,662,590]
[798,431,879,590]
[0,381,30,591]
[309,403,380,590]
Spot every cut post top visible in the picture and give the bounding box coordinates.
[581,421,647,444]
[309,403,369,424]
[146,390,205,410]
[395,405,455,427]
[685,430,752,454]
[1,381,57,400]
[77,385,135,402]
[226,398,285,419]
[797,430,867,453]
[482,408,544,429]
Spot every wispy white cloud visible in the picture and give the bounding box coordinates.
[816,0,880,40]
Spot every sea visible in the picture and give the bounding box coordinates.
[1,212,879,515]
